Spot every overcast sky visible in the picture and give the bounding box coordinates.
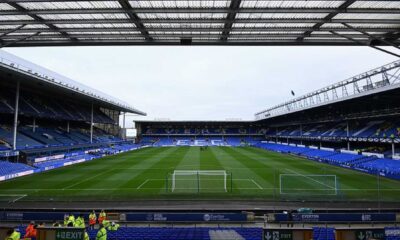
[5,46,397,126]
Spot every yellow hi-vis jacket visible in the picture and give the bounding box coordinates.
[107,223,120,231]
[96,227,107,240]
[68,215,75,225]
[5,231,20,240]
[74,217,85,228]
[102,220,111,229]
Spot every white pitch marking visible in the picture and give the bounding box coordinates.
[62,168,115,190]
[251,180,263,190]
[0,194,28,203]
[285,168,335,190]
[11,194,27,203]
[136,179,150,189]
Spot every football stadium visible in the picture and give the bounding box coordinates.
[0,1,400,240]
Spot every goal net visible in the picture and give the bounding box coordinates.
[280,174,338,196]
[168,170,230,193]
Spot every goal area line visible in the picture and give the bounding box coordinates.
[280,171,339,196]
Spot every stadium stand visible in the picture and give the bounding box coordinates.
[0,51,145,182]
[13,226,262,240]
[269,120,400,142]
[385,227,400,240]
[312,227,335,240]
[0,161,35,177]
[255,142,400,180]
[137,121,265,147]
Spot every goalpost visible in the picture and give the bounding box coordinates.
[168,170,229,193]
[279,174,338,196]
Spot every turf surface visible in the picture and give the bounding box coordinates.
[0,146,399,202]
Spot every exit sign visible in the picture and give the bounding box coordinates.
[56,229,84,240]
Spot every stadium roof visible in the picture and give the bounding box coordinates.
[0,0,400,47]
[0,50,146,115]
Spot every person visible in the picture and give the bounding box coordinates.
[84,229,90,240]
[107,222,120,231]
[96,224,107,240]
[64,214,69,226]
[5,228,20,240]
[390,133,395,140]
[89,210,97,230]
[101,219,111,229]
[24,224,37,239]
[74,214,85,228]
[24,221,35,238]
[53,221,61,227]
[98,210,106,224]
[67,213,75,226]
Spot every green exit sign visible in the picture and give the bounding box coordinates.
[56,229,84,240]
[263,229,293,240]
[355,229,385,240]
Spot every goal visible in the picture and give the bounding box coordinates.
[279,174,338,196]
[167,170,230,193]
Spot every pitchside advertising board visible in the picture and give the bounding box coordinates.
[0,212,248,222]
[274,213,397,222]
[126,213,248,222]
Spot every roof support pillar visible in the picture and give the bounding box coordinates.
[32,118,36,133]
[347,121,350,150]
[123,112,126,129]
[123,112,126,140]
[90,103,94,144]
[392,142,395,157]
[12,80,20,151]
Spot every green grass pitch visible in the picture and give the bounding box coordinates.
[0,146,399,202]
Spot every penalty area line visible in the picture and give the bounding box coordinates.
[137,179,150,189]
[0,194,28,203]
[285,168,335,190]
[12,194,27,203]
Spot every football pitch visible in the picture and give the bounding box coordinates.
[0,146,399,202]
